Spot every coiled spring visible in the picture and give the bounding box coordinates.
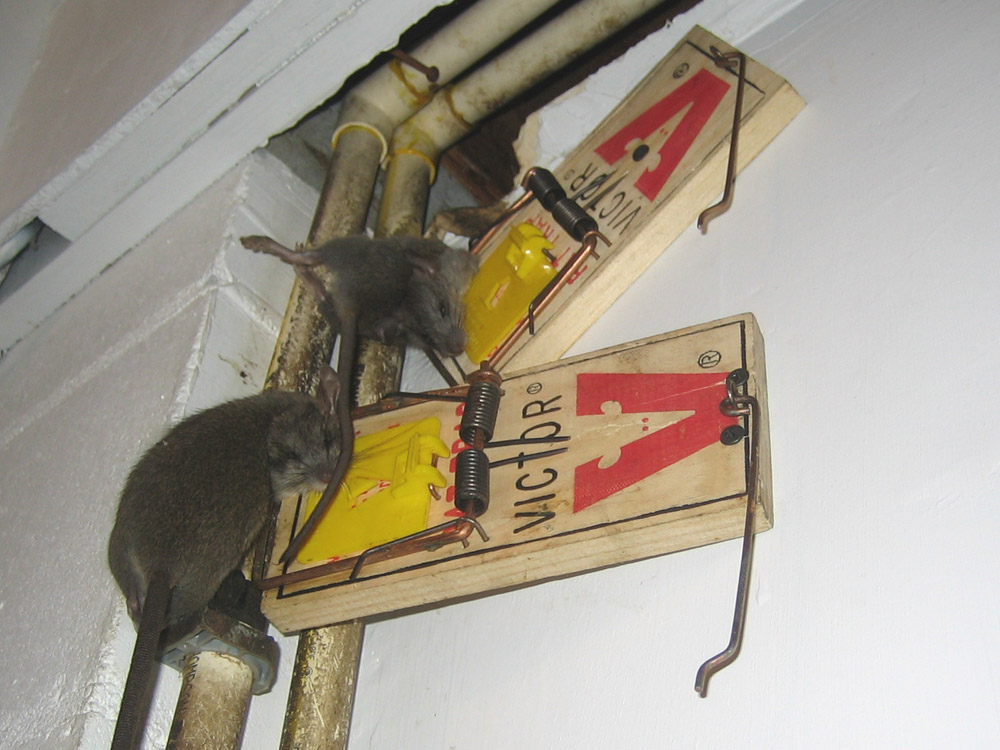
[459,378,502,445]
[453,366,502,517]
[454,449,490,517]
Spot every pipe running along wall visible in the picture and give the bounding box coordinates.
[380,0,666,235]
[339,0,567,142]
[167,652,255,749]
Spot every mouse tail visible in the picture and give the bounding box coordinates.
[240,235,324,266]
[111,571,171,750]
[280,317,358,564]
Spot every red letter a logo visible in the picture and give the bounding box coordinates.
[594,68,730,201]
[573,372,736,513]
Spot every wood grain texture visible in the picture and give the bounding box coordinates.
[262,313,771,633]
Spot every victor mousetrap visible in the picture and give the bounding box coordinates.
[259,25,794,692]
[261,314,771,644]
[442,26,802,377]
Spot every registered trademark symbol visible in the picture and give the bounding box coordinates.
[527,382,542,395]
[673,62,689,79]
[698,350,722,368]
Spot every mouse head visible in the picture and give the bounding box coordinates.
[266,394,341,500]
[407,248,479,357]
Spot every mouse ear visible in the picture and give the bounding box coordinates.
[317,366,340,415]
[370,313,409,344]
[405,251,440,277]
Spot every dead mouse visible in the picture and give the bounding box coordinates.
[240,234,478,563]
[107,376,341,749]
[241,234,478,356]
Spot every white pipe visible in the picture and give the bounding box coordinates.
[393,0,664,159]
[381,0,663,239]
[339,0,565,141]
[168,652,254,749]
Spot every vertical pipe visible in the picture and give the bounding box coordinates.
[266,127,385,396]
[162,134,379,748]
[167,652,254,749]
[274,130,382,750]
[375,151,433,239]
[377,149,434,248]
[307,129,384,245]
[278,624,365,749]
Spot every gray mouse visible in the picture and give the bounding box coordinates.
[107,377,341,749]
[240,234,478,563]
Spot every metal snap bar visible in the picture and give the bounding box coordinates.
[349,516,488,581]
[256,516,489,590]
[697,47,747,234]
[695,367,760,696]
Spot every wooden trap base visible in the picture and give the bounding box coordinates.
[261,313,771,633]
[446,26,803,377]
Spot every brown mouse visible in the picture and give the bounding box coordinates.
[107,378,341,749]
[240,234,478,563]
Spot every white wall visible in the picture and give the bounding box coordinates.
[350,0,1000,748]
[0,0,64,143]
[1,0,999,748]
[0,0,252,228]
[0,151,312,748]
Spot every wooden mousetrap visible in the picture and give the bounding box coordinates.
[442,26,802,377]
[260,313,771,636]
